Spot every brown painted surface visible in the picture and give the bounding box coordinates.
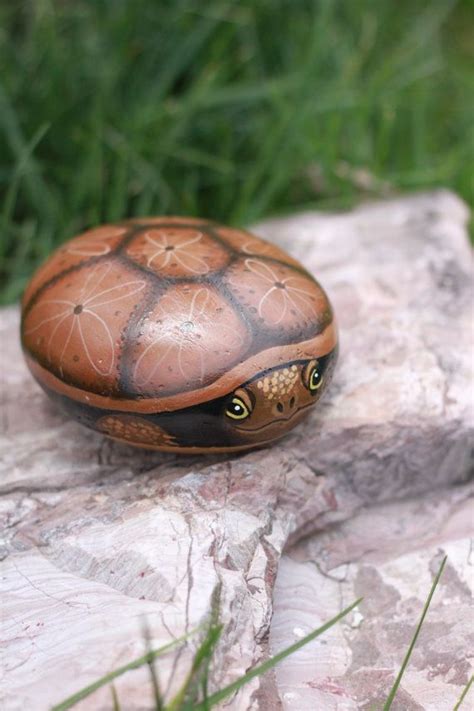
[23,323,337,413]
[20,217,337,449]
[125,226,231,278]
[22,259,147,396]
[21,225,127,307]
[129,282,251,397]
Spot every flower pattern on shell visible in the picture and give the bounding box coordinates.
[132,284,249,394]
[144,230,207,273]
[125,228,229,278]
[225,258,330,333]
[23,262,146,379]
[21,220,334,404]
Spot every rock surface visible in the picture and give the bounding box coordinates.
[1,191,473,710]
[271,484,474,710]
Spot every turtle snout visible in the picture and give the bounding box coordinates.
[273,393,298,418]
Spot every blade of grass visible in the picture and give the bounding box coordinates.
[110,684,121,711]
[0,83,57,223]
[51,627,200,711]
[382,554,447,710]
[196,629,214,711]
[142,620,164,711]
[193,597,362,710]
[453,674,474,711]
[167,624,223,711]
[1,0,472,302]
[191,74,299,109]
[146,1,236,104]
[183,626,222,710]
[229,0,339,224]
[1,122,50,233]
[185,583,224,711]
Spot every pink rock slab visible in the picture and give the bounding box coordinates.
[1,191,472,709]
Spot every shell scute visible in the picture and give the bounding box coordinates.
[129,282,250,397]
[22,259,147,395]
[223,256,331,339]
[125,227,230,278]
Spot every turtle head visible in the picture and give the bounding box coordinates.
[222,351,337,443]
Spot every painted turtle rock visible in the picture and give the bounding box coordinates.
[21,217,338,452]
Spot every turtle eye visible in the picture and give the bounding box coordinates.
[225,388,254,421]
[303,360,324,393]
[225,396,250,420]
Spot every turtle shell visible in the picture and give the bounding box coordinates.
[21,217,338,452]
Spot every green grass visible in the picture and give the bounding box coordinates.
[382,555,447,710]
[0,0,473,303]
[52,554,457,710]
[49,627,201,710]
[454,675,474,710]
[52,598,362,711]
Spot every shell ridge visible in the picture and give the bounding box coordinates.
[249,253,310,278]
[117,279,167,397]
[203,224,240,253]
[210,222,312,277]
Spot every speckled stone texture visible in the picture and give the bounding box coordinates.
[1,191,472,710]
[271,484,474,710]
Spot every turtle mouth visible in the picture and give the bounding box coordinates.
[233,400,313,433]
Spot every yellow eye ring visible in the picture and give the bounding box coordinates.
[225,396,250,420]
[309,366,323,391]
[303,360,324,392]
